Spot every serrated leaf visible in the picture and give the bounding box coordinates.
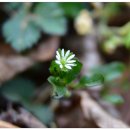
[34,3,67,35]
[0,77,35,102]
[102,94,124,105]
[79,73,104,88]
[48,76,67,99]
[92,62,125,82]
[3,10,41,52]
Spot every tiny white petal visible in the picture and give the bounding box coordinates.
[66,63,76,66]
[60,64,63,68]
[56,55,60,60]
[67,54,75,61]
[61,49,64,57]
[56,51,60,59]
[55,60,61,65]
[64,50,70,59]
[65,64,72,69]
[66,60,76,63]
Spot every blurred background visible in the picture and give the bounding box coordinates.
[0,2,130,128]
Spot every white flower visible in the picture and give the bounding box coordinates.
[55,49,76,70]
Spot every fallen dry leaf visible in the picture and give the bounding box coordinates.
[0,105,46,128]
[79,91,128,128]
[0,120,18,128]
[0,36,60,84]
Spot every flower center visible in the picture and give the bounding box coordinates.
[61,58,66,66]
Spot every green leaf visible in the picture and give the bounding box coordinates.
[23,102,54,125]
[49,59,82,85]
[101,3,123,22]
[92,62,125,82]
[102,94,124,105]
[3,10,41,52]
[119,22,130,36]
[79,73,104,88]
[0,77,35,102]
[60,3,85,18]
[4,2,23,12]
[49,61,62,78]
[48,76,67,99]
[103,36,123,53]
[64,59,82,84]
[34,3,67,35]
[0,77,53,125]
[124,32,130,48]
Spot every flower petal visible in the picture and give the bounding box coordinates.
[64,50,70,59]
[55,60,61,65]
[66,63,76,66]
[65,64,72,69]
[67,54,75,61]
[66,60,76,63]
[56,55,60,60]
[60,64,63,68]
[61,49,64,58]
[56,51,60,59]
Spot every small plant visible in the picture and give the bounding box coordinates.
[48,48,104,99]
[2,3,67,52]
[92,62,126,104]
[2,3,95,52]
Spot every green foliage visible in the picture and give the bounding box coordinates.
[3,10,41,52]
[60,2,85,18]
[49,59,82,85]
[119,22,130,36]
[48,58,82,98]
[34,3,67,35]
[119,22,130,49]
[0,77,54,125]
[124,32,130,48]
[102,36,123,54]
[24,103,54,125]
[0,77,35,102]
[48,76,67,98]
[99,22,130,52]
[92,62,125,82]
[101,3,123,22]
[102,94,124,105]
[4,2,23,12]
[92,62,126,105]
[48,48,105,98]
[78,73,104,88]
[2,3,67,52]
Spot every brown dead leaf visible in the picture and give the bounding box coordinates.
[79,91,128,128]
[55,94,98,128]
[0,56,33,84]
[0,105,46,128]
[0,36,60,84]
[28,37,59,61]
[0,120,18,128]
